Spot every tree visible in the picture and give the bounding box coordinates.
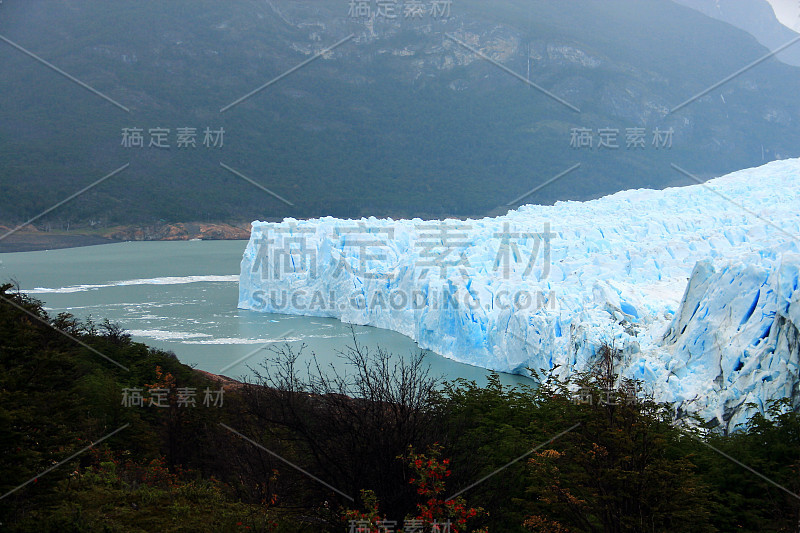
[522,344,715,532]
[696,397,800,531]
[342,444,487,532]
[237,326,447,526]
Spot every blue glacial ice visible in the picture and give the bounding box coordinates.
[239,159,800,430]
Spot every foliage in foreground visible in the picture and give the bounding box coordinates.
[2,283,800,532]
[342,444,487,533]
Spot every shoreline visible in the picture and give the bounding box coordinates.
[0,222,252,253]
[0,235,251,254]
[0,234,119,253]
[194,369,249,391]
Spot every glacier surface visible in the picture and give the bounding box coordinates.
[239,159,800,431]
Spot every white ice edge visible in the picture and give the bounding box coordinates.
[239,159,800,431]
[27,275,239,294]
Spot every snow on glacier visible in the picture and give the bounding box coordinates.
[239,158,800,430]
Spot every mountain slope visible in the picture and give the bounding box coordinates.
[0,0,798,226]
[673,0,800,67]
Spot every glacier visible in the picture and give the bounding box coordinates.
[239,159,800,431]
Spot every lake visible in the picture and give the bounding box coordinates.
[0,240,532,387]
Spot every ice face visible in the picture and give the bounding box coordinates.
[239,158,800,431]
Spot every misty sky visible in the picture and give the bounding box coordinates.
[766,0,800,30]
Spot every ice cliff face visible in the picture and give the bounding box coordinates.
[239,159,800,431]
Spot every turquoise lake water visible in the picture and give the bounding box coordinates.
[0,240,532,387]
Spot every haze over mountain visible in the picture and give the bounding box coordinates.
[1,0,798,227]
[674,0,800,67]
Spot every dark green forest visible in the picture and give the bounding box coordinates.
[1,0,799,228]
[1,283,799,532]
